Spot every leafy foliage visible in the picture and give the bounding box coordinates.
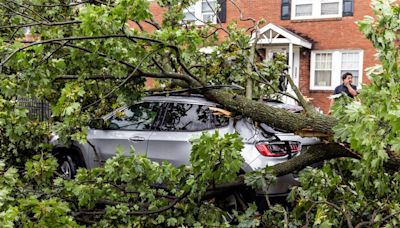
[191,132,244,193]
[283,0,400,227]
[0,132,248,227]
[0,157,81,227]
[0,0,399,227]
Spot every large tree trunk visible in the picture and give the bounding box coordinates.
[154,75,399,174]
[272,143,360,176]
[205,89,337,136]
[200,89,400,174]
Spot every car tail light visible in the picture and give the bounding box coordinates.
[290,143,301,153]
[255,142,301,157]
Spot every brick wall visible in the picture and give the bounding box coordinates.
[298,47,310,97]
[147,0,383,113]
[225,0,378,113]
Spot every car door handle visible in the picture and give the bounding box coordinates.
[129,136,145,142]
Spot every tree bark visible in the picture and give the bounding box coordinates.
[272,143,360,177]
[204,89,337,136]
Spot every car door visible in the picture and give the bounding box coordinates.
[147,102,230,166]
[87,102,163,163]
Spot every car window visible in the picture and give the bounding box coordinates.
[109,102,161,130]
[213,112,229,128]
[159,103,215,131]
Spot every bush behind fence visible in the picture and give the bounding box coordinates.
[17,98,51,122]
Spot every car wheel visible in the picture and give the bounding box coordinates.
[216,190,249,224]
[59,155,77,179]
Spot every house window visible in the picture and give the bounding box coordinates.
[341,52,360,85]
[183,5,197,22]
[202,0,216,22]
[295,1,312,17]
[314,53,332,87]
[183,0,217,24]
[310,50,363,90]
[292,0,342,19]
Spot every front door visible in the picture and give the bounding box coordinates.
[88,102,163,163]
[265,46,300,104]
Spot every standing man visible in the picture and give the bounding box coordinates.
[333,72,358,98]
[328,72,358,114]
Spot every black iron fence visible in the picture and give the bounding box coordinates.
[17,98,51,122]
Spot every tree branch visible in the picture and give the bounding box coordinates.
[0,20,81,30]
[72,192,189,217]
[55,71,198,85]
[15,0,93,7]
[285,73,317,114]
[144,19,161,30]
[62,43,137,70]
[141,72,201,86]
[151,57,166,72]
[272,143,360,177]
[309,200,354,228]
[302,203,317,228]
[228,0,257,24]
[7,0,50,22]
[355,210,400,228]
[206,143,364,198]
[82,46,165,110]
[8,26,21,41]
[253,77,302,104]
[133,20,145,32]
[165,45,204,85]
[204,89,337,135]
[36,41,69,66]
[0,2,40,23]
[0,34,165,68]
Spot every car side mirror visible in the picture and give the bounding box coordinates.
[88,118,106,129]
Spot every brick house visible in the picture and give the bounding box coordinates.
[148,0,381,113]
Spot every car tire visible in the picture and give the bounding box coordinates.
[215,189,250,224]
[59,155,77,179]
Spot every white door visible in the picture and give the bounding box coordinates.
[265,46,300,104]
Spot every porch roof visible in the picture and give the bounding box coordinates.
[251,23,312,49]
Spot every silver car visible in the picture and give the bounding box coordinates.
[52,95,318,196]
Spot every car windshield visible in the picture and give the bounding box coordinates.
[109,102,162,130]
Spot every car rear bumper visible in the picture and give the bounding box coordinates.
[246,152,300,195]
[259,173,299,195]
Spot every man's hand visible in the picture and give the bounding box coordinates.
[343,79,351,87]
[345,81,358,97]
[341,74,357,97]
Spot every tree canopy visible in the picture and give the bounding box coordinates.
[0,0,399,227]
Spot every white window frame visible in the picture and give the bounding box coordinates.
[292,0,342,20]
[183,0,217,25]
[310,50,364,90]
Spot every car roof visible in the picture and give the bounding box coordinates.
[143,95,218,106]
[102,95,221,120]
[144,95,303,112]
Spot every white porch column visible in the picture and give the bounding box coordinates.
[285,42,295,104]
[288,42,293,78]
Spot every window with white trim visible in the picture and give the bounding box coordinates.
[314,53,332,87]
[292,0,342,19]
[183,0,217,24]
[183,5,197,22]
[341,52,360,86]
[310,50,363,90]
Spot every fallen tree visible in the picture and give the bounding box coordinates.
[0,0,399,226]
